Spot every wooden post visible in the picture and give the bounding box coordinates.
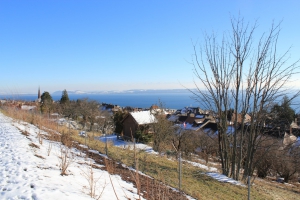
[248,176,251,200]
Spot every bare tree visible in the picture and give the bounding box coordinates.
[272,139,300,183]
[190,16,299,180]
[171,127,199,158]
[76,99,100,130]
[253,136,280,178]
[197,130,218,164]
[152,114,174,153]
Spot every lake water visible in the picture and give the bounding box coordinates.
[0,91,202,109]
[3,91,299,111]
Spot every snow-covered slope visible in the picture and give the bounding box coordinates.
[0,112,142,200]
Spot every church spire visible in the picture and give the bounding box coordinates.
[37,86,41,102]
[38,86,41,99]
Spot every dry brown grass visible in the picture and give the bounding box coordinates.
[29,142,40,149]
[34,154,45,159]
[20,129,30,136]
[252,177,300,200]
[58,144,73,176]
[46,141,53,156]
[2,108,300,200]
[80,162,107,199]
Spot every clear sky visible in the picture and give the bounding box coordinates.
[1,0,300,94]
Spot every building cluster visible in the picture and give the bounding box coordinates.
[117,104,300,147]
[0,99,38,111]
[2,87,300,149]
[119,106,220,140]
[101,103,176,114]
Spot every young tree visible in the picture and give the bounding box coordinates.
[273,144,300,182]
[171,128,196,157]
[62,100,78,120]
[253,136,280,178]
[190,16,299,180]
[135,127,153,143]
[40,91,53,116]
[152,114,174,153]
[113,110,126,136]
[60,89,70,105]
[76,99,100,130]
[58,89,70,117]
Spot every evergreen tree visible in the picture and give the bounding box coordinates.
[41,91,53,104]
[60,89,70,104]
[113,111,126,135]
[40,91,53,115]
[271,96,295,129]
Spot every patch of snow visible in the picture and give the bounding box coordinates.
[206,172,245,186]
[168,115,178,122]
[98,135,157,154]
[0,112,143,200]
[184,160,218,172]
[98,135,245,188]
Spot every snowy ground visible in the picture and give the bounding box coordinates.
[0,110,244,200]
[97,135,244,187]
[206,173,245,186]
[98,135,157,154]
[0,113,143,200]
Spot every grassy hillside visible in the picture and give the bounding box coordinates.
[1,108,300,199]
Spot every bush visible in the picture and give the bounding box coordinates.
[135,129,153,143]
[61,131,73,147]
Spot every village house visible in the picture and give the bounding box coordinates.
[230,112,251,125]
[0,100,38,111]
[168,107,217,132]
[149,104,175,116]
[101,103,122,113]
[20,105,37,111]
[122,110,157,140]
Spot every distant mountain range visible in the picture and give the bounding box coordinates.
[52,89,194,96]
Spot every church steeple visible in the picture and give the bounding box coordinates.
[37,87,41,102]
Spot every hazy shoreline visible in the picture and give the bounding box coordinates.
[0,89,198,109]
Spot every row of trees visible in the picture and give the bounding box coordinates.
[39,89,112,133]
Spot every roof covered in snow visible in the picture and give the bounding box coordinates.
[130,110,157,125]
[168,115,178,122]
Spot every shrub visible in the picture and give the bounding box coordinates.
[135,129,152,143]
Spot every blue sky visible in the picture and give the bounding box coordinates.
[1,0,300,94]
